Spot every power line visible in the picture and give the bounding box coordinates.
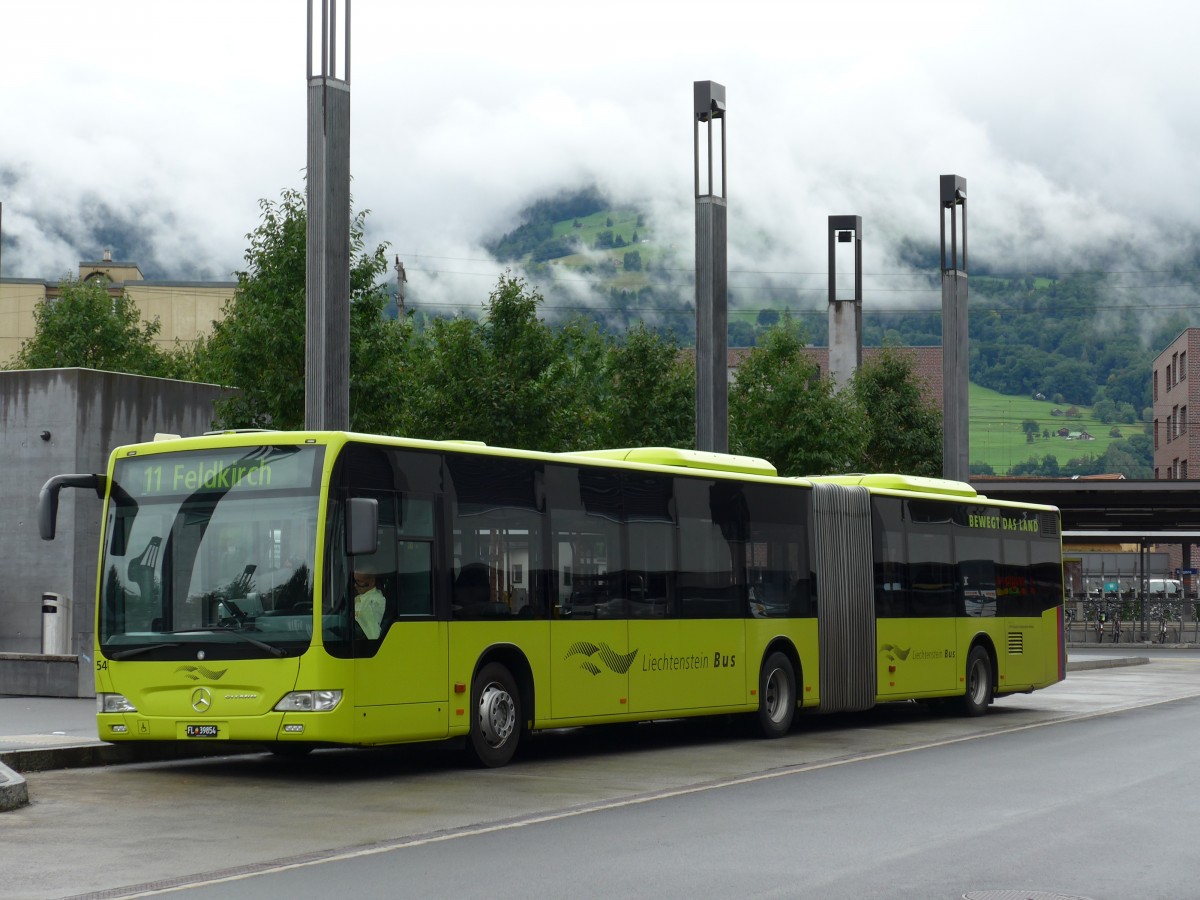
[397,251,1200,280]
[409,298,1200,316]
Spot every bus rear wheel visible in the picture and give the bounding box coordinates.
[756,652,796,738]
[959,645,992,717]
[468,662,521,767]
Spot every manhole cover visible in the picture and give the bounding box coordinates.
[964,893,1095,900]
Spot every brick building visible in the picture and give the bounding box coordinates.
[1152,328,1199,481]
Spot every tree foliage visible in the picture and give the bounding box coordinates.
[729,316,866,476]
[190,188,407,431]
[395,275,694,453]
[851,348,943,477]
[397,274,581,450]
[596,323,693,449]
[10,276,169,375]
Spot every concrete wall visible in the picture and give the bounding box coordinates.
[0,369,228,696]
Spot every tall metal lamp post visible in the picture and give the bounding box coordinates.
[827,215,863,391]
[694,81,728,454]
[940,174,969,481]
[305,0,352,431]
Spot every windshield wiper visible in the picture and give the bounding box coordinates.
[109,642,181,661]
[163,627,288,658]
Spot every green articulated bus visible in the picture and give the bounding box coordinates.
[40,431,1065,767]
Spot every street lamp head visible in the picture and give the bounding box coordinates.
[694,81,726,122]
[940,174,967,207]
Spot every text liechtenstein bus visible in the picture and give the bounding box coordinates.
[39,431,1065,767]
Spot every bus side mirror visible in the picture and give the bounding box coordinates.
[39,474,105,540]
[346,497,379,557]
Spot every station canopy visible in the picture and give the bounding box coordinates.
[970,479,1200,541]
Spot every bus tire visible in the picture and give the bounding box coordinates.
[756,652,796,738]
[468,662,521,767]
[959,645,992,717]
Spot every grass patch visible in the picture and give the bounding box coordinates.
[969,383,1140,474]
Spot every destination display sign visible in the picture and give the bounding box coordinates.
[115,446,324,499]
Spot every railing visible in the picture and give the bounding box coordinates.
[1064,597,1200,644]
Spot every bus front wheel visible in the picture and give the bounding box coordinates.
[756,652,796,738]
[468,662,521,767]
[959,646,992,717]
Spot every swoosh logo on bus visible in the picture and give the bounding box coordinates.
[879,644,911,662]
[564,641,639,675]
[175,665,229,681]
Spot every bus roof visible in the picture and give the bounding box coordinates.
[806,473,978,497]
[565,447,778,478]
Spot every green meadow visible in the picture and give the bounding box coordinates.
[969,383,1136,474]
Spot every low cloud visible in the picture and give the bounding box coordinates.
[3,0,1197,332]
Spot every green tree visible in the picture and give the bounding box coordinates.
[1102,433,1153,478]
[623,250,642,272]
[851,348,942,477]
[1022,419,1040,442]
[730,316,864,476]
[10,275,168,375]
[398,273,580,451]
[756,308,780,329]
[597,324,693,449]
[728,320,756,347]
[191,188,407,431]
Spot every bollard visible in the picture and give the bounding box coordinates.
[41,592,73,655]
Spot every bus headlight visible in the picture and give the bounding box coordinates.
[274,690,343,712]
[97,693,138,714]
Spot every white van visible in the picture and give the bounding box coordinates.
[1148,578,1182,597]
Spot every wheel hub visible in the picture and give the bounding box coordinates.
[478,682,515,747]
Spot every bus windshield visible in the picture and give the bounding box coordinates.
[98,444,324,659]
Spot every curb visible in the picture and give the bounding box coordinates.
[1,740,242,775]
[1067,656,1151,672]
[0,762,28,812]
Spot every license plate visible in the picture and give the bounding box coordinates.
[186,725,219,738]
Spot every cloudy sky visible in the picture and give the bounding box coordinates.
[3,0,1198,317]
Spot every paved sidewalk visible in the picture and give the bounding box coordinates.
[0,651,1153,812]
[0,695,235,811]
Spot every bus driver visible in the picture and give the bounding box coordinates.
[352,571,385,639]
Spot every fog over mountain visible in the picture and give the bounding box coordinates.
[4,0,1198,335]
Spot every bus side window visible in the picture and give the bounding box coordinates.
[396,541,433,616]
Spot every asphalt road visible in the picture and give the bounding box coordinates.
[168,697,1200,900]
[5,653,1200,900]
